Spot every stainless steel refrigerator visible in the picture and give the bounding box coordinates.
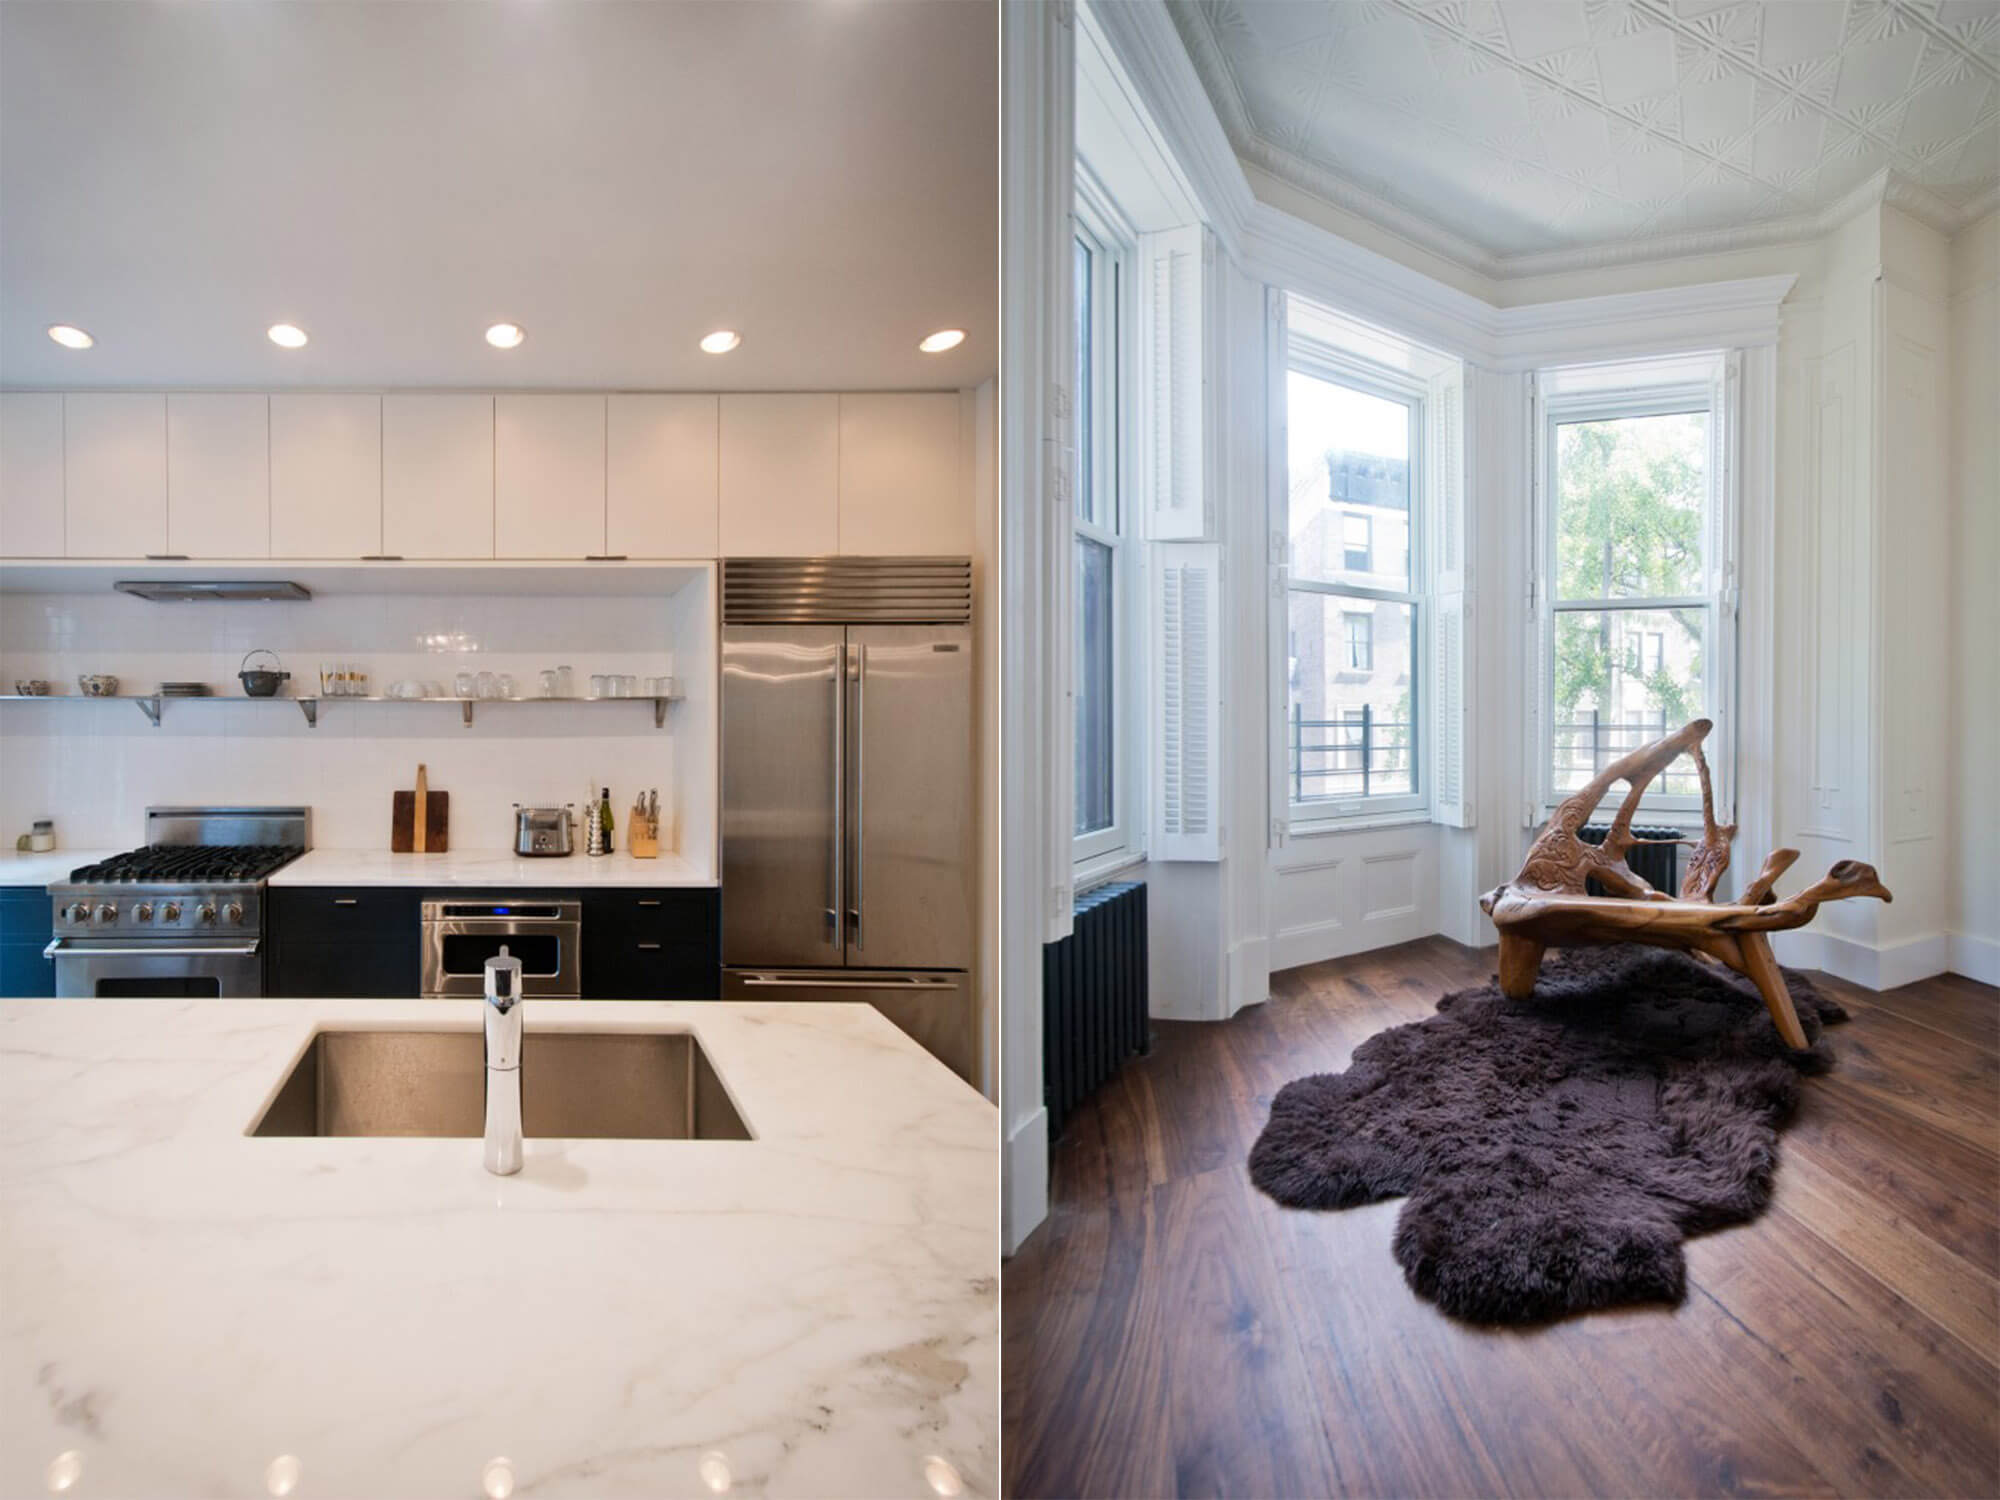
[720,557,976,1083]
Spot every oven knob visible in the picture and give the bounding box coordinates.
[134,903,154,923]
[93,903,118,925]
[195,903,217,926]
[221,902,244,926]
[161,901,182,924]
[63,902,91,925]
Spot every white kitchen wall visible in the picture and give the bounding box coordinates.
[0,580,716,863]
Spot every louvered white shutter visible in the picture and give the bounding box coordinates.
[1152,541,1221,860]
[1138,225,1216,540]
[1429,362,1472,828]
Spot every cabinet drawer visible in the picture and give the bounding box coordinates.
[270,887,422,941]
[586,888,718,939]
[582,933,718,1000]
[269,938,420,999]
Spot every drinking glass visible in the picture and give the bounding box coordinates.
[538,669,558,699]
[589,674,609,699]
[453,671,475,699]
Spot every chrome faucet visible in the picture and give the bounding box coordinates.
[483,946,525,1175]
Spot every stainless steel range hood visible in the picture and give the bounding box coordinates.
[114,580,312,602]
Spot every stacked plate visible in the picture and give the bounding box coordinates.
[159,682,211,697]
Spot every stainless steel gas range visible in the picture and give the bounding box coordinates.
[44,807,309,997]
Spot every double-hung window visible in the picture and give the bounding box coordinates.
[1534,353,1735,815]
[1072,194,1135,869]
[1283,336,1425,818]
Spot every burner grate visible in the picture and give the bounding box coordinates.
[67,844,304,885]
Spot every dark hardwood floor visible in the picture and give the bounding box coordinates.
[1003,937,2000,1499]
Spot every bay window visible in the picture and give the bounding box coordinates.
[1283,343,1424,818]
[1534,354,1737,815]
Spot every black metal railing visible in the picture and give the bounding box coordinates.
[1290,703,1413,801]
[1552,711,1698,796]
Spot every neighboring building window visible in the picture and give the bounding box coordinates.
[1537,354,1733,812]
[1342,512,1372,572]
[1342,611,1372,671]
[1072,202,1134,868]
[1285,360,1420,815]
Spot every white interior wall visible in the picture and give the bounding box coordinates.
[1949,209,1999,983]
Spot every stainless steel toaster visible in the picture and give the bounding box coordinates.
[512,804,575,857]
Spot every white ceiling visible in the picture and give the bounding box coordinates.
[0,1,995,390]
[1168,0,2000,271]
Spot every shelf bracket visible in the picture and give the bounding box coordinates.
[654,697,667,729]
[298,699,318,729]
[136,696,162,728]
[463,701,475,728]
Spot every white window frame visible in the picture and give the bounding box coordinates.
[1072,174,1144,876]
[1531,353,1739,823]
[1283,338,1428,825]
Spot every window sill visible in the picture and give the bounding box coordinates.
[1075,849,1146,896]
[1287,807,1435,838]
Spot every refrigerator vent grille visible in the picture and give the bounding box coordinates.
[724,557,972,624]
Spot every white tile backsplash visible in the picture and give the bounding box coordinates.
[1,585,716,861]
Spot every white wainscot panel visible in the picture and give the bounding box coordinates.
[1270,824,1439,974]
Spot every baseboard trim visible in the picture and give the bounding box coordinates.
[1003,1106,1049,1256]
[1771,928,1950,991]
[1948,932,2000,987]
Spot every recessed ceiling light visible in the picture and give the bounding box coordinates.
[485,322,526,349]
[918,329,966,354]
[267,323,309,349]
[47,325,93,350]
[699,330,741,354]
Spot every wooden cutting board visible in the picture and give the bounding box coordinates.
[391,763,450,853]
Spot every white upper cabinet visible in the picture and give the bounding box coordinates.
[718,394,839,556]
[382,394,494,559]
[64,394,166,557]
[167,394,269,557]
[270,394,382,557]
[608,395,718,557]
[837,393,967,555]
[495,395,606,558]
[0,393,65,557]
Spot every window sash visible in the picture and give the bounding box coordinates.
[1283,353,1428,825]
[1072,193,1138,868]
[1534,377,1728,816]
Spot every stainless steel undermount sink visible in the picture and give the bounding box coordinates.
[250,1030,752,1141]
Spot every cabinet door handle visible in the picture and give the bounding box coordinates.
[584,554,628,562]
[332,898,359,906]
[636,941,662,951]
[636,899,661,907]
[360,554,403,561]
[145,553,190,561]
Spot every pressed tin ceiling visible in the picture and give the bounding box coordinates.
[1166,0,2000,272]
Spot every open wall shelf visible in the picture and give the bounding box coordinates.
[0,687,681,730]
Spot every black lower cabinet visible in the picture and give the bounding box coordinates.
[581,889,720,999]
[265,884,718,1000]
[268,888,422,998]
[0,888,55,997]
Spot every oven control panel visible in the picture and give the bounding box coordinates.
[50,886,262,936]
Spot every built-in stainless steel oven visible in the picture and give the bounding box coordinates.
[421,899,581,999]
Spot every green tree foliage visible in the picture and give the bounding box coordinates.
[1552,412,1706,746]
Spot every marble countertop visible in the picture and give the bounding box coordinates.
[0,849,116,887]
[269,848,717,888]
[0,998,996,1498]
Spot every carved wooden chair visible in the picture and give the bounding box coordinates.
[1481,718,1892,1048]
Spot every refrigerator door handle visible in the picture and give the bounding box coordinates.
[734,973,959,990]
[849,641,867,953]
[828,651,844,946]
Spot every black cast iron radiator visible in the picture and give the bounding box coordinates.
[1578,823,1682,896]
[1042,881,1150,1142]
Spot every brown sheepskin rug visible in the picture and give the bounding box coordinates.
[1248,944,1845,1324]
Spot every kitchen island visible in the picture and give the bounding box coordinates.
[0,997,996,1498]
